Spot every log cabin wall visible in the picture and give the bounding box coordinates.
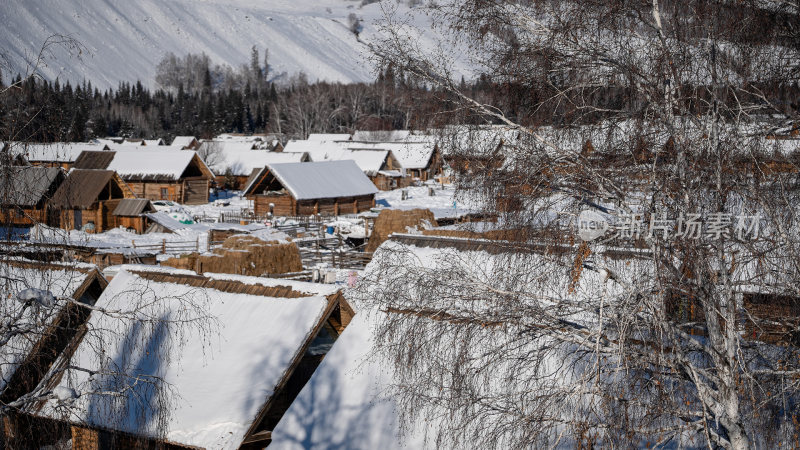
[127,181,183,203]
[0,207,48,227]
[254,194,296,216]
[254,194,375,217]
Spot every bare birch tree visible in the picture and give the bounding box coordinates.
[359,1,800,448]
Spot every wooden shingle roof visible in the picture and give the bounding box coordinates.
[73,150,115,170]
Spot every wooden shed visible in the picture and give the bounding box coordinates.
[23,267,354,450]
[243,160,378,217]
[74,150,214,205]
[112,198,156,233]
[0,166,65,227]
[49,169,136,232]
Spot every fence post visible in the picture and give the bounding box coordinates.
[196,236,199,252]
[162,239,166,254]
[220,212,224,223]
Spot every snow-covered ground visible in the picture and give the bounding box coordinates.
[375,183,481,219]
[0,0,474,89]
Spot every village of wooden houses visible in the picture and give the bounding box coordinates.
[3,0,800,448]
[0,128,490,448]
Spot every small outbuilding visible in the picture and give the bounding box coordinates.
[112,198,156,233]
[243,160,378,216]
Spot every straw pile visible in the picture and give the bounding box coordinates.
[366,208,438,252]
[162,235,302,276]
[422,228,528,241]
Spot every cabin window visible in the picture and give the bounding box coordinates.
[160,188,168,200]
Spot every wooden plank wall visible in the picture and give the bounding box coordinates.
[255,194,375,217]
[183,178,209,205]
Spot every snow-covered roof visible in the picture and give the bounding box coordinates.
[199,141,258,154]
[265,160,378,200]
[352,130,411,142]
[107,150,210,181]
[9,142,109,163]
[0,260,102,393]
[144,211,189,231]
[271,234,617,449]
[170,136,198,148]
[270,311,426,450]
[306,133,352,142]
[282,140,341,155]
[343,142,436,170]
[36,268,340,449]
[300,144,389,174]
[214,134,263,143]
[208,148,308,176]
[143,139,165,146]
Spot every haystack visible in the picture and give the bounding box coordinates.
[366,208,438,252]
[162,235,303,276]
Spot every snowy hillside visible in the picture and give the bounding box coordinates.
[0,0,469,89]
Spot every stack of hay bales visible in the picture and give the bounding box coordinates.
[162,235,303,276]
[366,209,438,252]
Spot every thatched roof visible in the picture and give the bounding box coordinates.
[0,166,65,207]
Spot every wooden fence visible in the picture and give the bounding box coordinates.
[130,238,200,255]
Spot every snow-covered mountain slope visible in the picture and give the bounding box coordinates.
[0,0,469,89]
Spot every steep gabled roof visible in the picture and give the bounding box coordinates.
[0,166,65,207]
[72,150,115,170]
[34,267,351,450]
[0,259,105,395]
[245,161,378,200]
[107,150,213,181]
[49,170,133,209]
[208,148,309,176]
[171,136,199,149]
[342,141,437,170]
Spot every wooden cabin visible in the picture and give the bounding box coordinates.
[112,198,156,234]
[0,166,65,227]
[244,160,378,217]
[49,169,136,232]
[74,150,214,205]
[298,144,408,191]
[20,267,354,450]
[346,141,444,181]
